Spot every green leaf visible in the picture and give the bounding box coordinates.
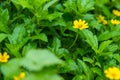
[11,0,34,10]
[83,57,94,64]
[21,49,62,71]
[8,24,26,44]
[67,59,78,71]
[33,0,49,9]
[1,59,21,78]
[52,37,61,51]
[98,40,112,53]
[46,12,63,21]
[77,59,93,80]
[98,31,120,41]
[77,0,94,13]
[0,8,10,33]
[114,54,120,63]
[91,67,103,76]
[43,0,58,10]
[30,33,48,42]
[0,33,7,42]
[82,29,98,52]
[64,0,77,13]
[24,73,63,80]
[107,44,118,52]
[72,75,85,80]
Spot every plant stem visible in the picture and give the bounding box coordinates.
[68,32,79,49]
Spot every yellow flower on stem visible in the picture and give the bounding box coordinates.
[73,19,89,30]
[102,20,107,25]
[104,67,120,80]
[14,72,26,80]
[98,15,105,22]
[0,52,10,63]
[111,19,120,25]
[97,15,107,25]
[113,9,120,16]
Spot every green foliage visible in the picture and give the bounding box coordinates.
[21,49,62,71]
[82,29,98,53]
[0,0,120,80]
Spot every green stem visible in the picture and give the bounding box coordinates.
[68,32,79,49]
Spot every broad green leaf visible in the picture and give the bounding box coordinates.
[21,49,62,71]
[0,8,10,33]
[83,57,94,64]
[82,29,98,52]
[107,44,118,52]
[8,24,26,44]
[91,67,103,76]
[33,0,49,9]
[11,0,34,10]
[22,43,37,56]
[46,12,63,21]
[67,59,78,71]
[24,73,63,80]
[98,40,112,53]
[72,75,85,80]
[63,0,78,14]
[77,0,94,13]
[113,54,120,63]
[1,59,21,78]
[98,31,120,41]
[43,0,58,10]
[0,33,7,42]
[30,33,48,42]
[77,59,93,80]
[6,39,28,57]
[52,37,61,51]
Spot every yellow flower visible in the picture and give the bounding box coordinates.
[14,72,26,80]
[73,19,89,30]
[111,19,120,25]
[19,72,25,79]
[104,67,120,80]
[102,20,107,25]
[98,15,105,22]
[97,15,107,25]
[14,76,20,80]
[113,9,120,16]
[0,52,10,63]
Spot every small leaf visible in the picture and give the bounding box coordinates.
[0,33,7,42]
[114,54,120,63]
[77,59,93,80]
[83,57,94,64]
[43,0,58,10]
[107,44,118,52]
[11,0,34,9]
[98,40,112,53]
[30,33,48,42]
[52,37,61,51]
[98,31,120,41]
[0,8,10,33]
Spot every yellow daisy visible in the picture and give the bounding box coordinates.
[0,52,10,63]
[73,19,89,30]
[111,19,120,25]
[104,67,120,80]
[113,9,120,16]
